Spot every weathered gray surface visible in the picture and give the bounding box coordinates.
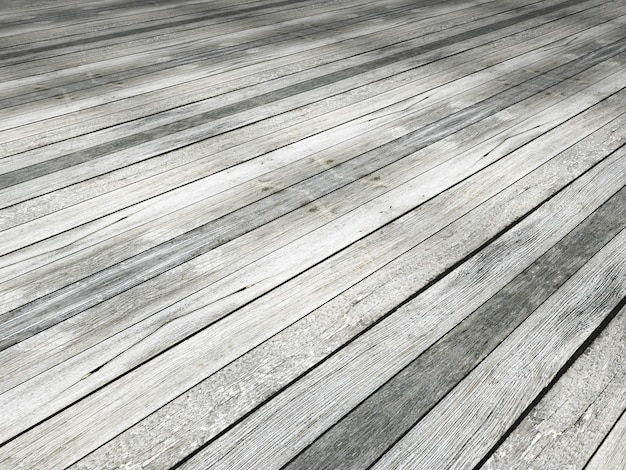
[482,303,626,470]
[286,182,626,470]
[0,0,624,468]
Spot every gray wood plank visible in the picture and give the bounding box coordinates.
[285,180,626,470]
[372,231,626,469]
[2,91,622,452]
[0,0,504,161]
[0,1,406,107]
[3,86,621,448]
[4,29,618,310]
[1,2,624,468]
[0,0,333,63]
[482,304,626,470]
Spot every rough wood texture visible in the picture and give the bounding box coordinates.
[286,182,626,470]
[586,402,626,470]
[482,304,626,470]
[171,149,626,470]
[0,0,624,468]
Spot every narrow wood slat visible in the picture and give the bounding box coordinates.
[0,0,503,160]
[0,0,394,102]
[0,0,458,95]
[0,0,267,46]
[0,0,343,65]
[0,0,595,171]
[0,1,623,468]
[482,304,626,470]
[1,65,620,390]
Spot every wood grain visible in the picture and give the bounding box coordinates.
[138,148,626,470]
[286,180,626,470]
[586,403,626,470]
[1,0,623,467]
[482,303,626,470]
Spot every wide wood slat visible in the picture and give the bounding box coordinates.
[0,0,624,468]
[482,303,626,470]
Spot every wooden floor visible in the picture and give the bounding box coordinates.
[0,0,625,468]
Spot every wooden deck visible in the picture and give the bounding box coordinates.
[1,0,625,468]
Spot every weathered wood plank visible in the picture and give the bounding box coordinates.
[1,74,622,419]
[0,0,272,46]
[1,2,623,468]
[0,0,349,64]
[70,123,626,470]
[0,0,490,126]
[2,97,620,446]
[482,304,626,470]
[373,231,626,469]
[0,0,404,104]
[586,403,626,470]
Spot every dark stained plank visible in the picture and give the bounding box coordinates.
[285,178,626,470]
[482,304,626,469]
